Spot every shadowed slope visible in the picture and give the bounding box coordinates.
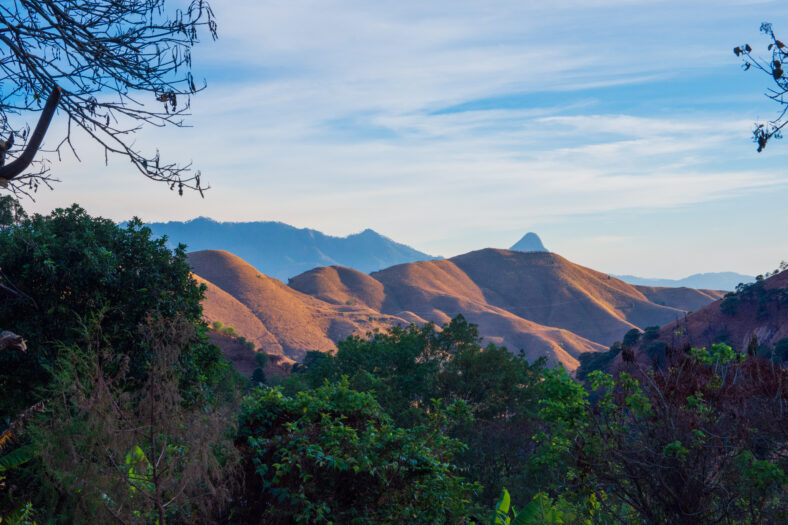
[652,271,788,352]
[193,274,284,356]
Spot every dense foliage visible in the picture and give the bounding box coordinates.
[536,344,788,524]
[288,316,547,504]
[0,204,210,419]
[233,380,473,524]
[0,203,239,523]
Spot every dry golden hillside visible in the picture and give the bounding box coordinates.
[382,249,685,347]
[193,274,284,356]
[192,248,723,373]
[188,250,410,362]
[287,265,386,310]
[290,258,607,369]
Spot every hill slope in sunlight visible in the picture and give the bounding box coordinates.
[188,250,411,361]
[191,249,724,373]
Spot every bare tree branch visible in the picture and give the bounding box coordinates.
[0,0,216,196]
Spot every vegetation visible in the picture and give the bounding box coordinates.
[0,203,239,522]
[232,380,473,524]
[1,200,786,522]
[287,316,547,505]
[720,262,788,316]
[0,204,210,420]
[535,344,788,524]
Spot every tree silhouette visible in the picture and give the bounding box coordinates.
[0,0,216,197]
[735,23,788,152]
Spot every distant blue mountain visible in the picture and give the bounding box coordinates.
[614,272,755,291]
[510,232,548,252]
[143,217,438,281]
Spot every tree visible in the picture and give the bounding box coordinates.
[233,379,474,524]
[536,345,788,524]
[0,204,242,522]
[735,23,788,152]
[290,316,548,507]
[0,204,211,419]
[0,0,216,196]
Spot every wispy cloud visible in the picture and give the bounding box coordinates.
[21,0,788,277]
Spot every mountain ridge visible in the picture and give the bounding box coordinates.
[510,232,548,252]
[614,271,754,291]
[147,217,438,281]
[193,248,725,372]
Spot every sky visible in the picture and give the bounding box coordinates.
[19,0,788,278]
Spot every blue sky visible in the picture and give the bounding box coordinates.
[22,0,788,278]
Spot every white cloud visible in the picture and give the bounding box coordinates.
[16,0,788,277]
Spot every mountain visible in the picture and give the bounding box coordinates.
[614,272,754,291]
[510,232,548,252]
[146,217,437,281]
[188,250,411,361]
[191,248,725,373]
[288,249,724,370]
[633,285,725,312]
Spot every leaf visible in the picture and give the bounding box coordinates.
[0,444,35,472]
[493,489,511,524]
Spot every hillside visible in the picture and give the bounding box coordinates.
[289,250,724,369]
[188,250,412,361]
[192,249,724,373]
[634,285,725,312]
[148,217,437,281]
[303,259,606,367]
[446,249,685,346]
[647,270,788,352]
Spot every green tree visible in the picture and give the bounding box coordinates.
[0,204,211,419]
[233,380,474,524]
[291,315,547,507]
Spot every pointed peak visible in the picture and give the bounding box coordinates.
[510,232,547,253]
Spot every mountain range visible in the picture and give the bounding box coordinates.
[613,272,754,291]
[145,219,750,291]
[145,217,437,281]
[189,248,726,372]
